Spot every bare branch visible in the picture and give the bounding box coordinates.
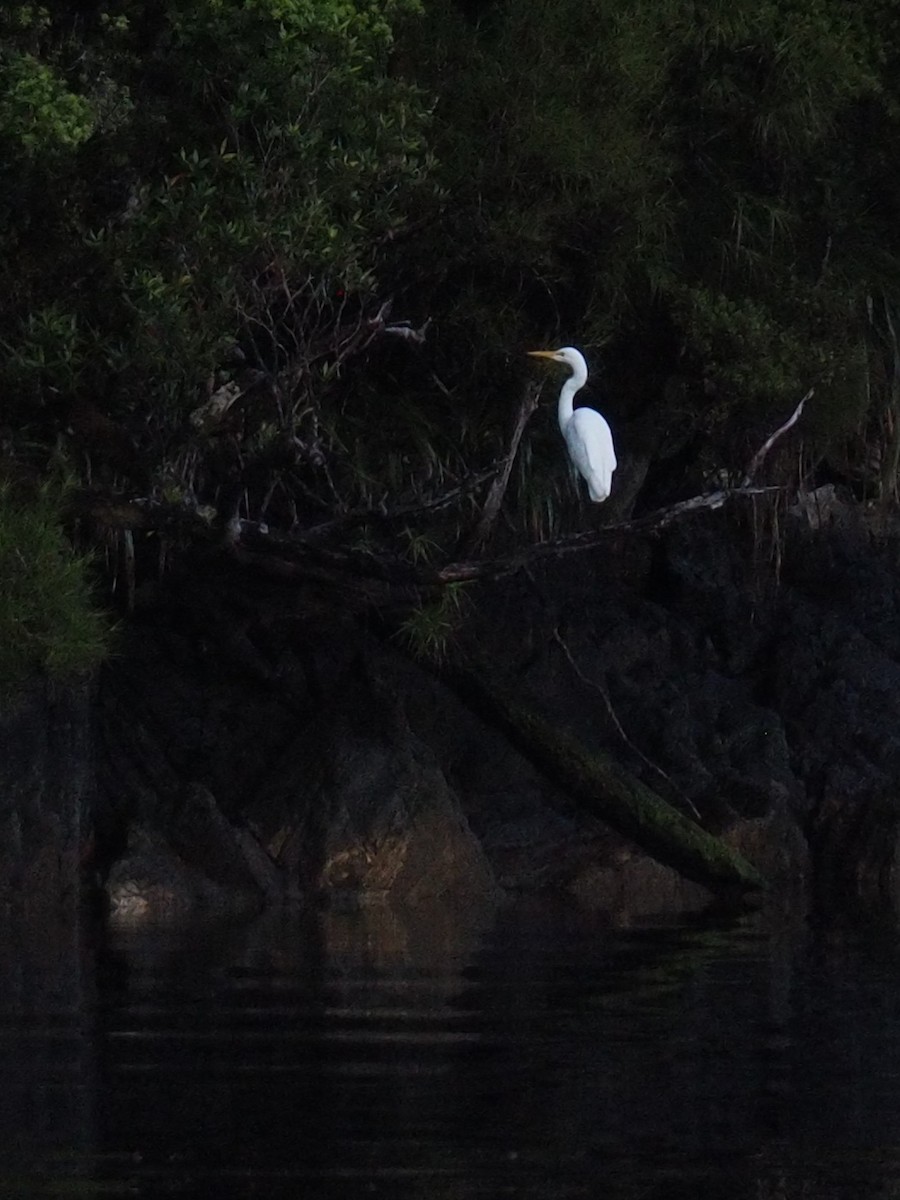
[741,388,813,487]
[458,379,542,556]
[433,485,778,584]
[382,319,431,345]
[75,377,807,603]
[70,463,501,546]
[296,463,503,544]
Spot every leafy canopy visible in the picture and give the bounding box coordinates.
[5,0,900,555]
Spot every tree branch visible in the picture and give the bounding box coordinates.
[435,650,766,896]
[433,485,778,584]
[741,388,813,487]
[71,383,811,597]
[457,379,542,556]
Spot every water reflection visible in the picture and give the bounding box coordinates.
[0,911,93,1195]
[4,899,900,1198]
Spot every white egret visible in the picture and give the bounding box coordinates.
[528,346,616,503]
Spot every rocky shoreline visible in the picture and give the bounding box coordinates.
[5,495,900,925]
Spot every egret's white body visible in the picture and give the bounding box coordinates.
[527,346,616,502]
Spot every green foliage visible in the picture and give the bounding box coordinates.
[395,585,471,663]
[0,483,111,694]
[0,0,434,486]
[669,277,853,406]
[0,50,94,152]
[401,528,442,566]
[5,0,900,557]
[398,0,900,485]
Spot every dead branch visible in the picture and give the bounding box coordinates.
[72,380,809,598]
[69,460,502,548]
[319,299,428,367]
[458,379,542,556]
[72,479,781,600]
[879,299,900,502]
[382,319,431,345]
[67,493,219,534]
[283,464,504,545]
[434,392,812,584]
[433,485,778,584]
[741,388,813,487]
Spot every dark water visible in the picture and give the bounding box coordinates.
[4,899,900,1199]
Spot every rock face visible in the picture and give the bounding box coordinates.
[94,579,502,915]
[0,680,93,912]
[245,668,499,906]
[74,504,900,921]
[770,524,900,914]
[106,783,283,920]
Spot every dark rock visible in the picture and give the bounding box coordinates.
[106,823,262,920]
[77,506,900,921]
[768,528,900,914]
[247,662,501,906]
[0,680,93,912]
[164,782,282,897]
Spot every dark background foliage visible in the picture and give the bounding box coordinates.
[4,0,900,676]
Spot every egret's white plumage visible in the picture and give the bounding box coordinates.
[527,346,616,503]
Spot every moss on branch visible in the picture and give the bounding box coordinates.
[442,654,767,897]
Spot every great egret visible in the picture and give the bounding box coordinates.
[528,346,616,503]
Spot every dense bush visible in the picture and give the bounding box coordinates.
[0,483,110,693]
[400,0,900,481]
[0,0,434,503]
[3,0,900,584]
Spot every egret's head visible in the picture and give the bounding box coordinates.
[527,346,587,374]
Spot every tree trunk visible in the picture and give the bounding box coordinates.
[440,655,767,898]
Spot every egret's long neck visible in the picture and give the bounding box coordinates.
[557,363,586,433]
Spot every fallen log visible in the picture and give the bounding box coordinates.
[439,654,767,898]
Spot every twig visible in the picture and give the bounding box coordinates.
[429,372,454,399]
[298,464,503,544]
[551,628,702,821]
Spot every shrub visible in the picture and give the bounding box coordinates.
[0,482,111,695]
